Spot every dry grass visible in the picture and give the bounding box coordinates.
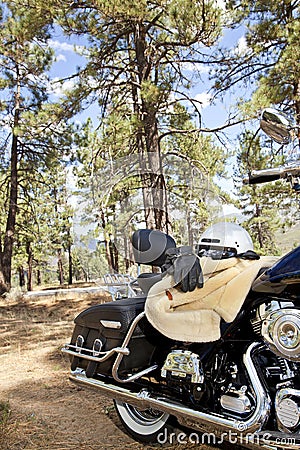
[0,398,58,450]
[0,292,217,450]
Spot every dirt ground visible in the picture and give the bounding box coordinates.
[0,290,216,450]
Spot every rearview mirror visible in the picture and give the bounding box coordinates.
[260,108,292,144]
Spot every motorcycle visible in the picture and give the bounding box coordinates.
[62,109,300,449]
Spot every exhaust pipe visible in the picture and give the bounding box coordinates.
[69,342,300,449]
[70,363,300,449]
[70,343,270,434]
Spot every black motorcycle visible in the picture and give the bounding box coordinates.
[62,110,300,449]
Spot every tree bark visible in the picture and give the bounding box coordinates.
[18,266,25,288]
[127,34,157,230]
[294,79,300,142]
[255,202,264,249]
[37,269,41,286]
[99,209,113,272]
[109,235,119,273]
[1,71,21,291]
[57,248,64,285]
[27,243,33,291]
[133,23,170,233]
[68,242,73,285]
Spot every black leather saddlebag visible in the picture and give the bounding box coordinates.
[70,296,159,377]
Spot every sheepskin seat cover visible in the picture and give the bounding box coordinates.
[145,256,278,343]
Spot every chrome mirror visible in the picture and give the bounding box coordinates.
[260,108,292,144]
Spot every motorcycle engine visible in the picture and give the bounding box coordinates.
[161,349,206,402]
[161,350,204,384]
[262,308,300,361]
[252,301,300,361]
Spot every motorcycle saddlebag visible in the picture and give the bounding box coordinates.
[70,296,159,377]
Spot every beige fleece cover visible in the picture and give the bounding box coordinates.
[145,256,278,343]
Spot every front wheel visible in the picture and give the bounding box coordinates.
[114,400,171,443]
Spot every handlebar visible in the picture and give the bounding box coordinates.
[243,166,300,185]
[243,168,284,185]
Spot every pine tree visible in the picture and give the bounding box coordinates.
[0,1,77,293]
[73,101,227,274]
[209,1,300,249]
[213,1,300,125]
[0,2,53,292]
[46,0,224,231]
[235,131,295,254]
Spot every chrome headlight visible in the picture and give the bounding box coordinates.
[262,309,300,361]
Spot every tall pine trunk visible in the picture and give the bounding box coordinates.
[99,209,113,272]
[18,266,25,289]
[294,80,300,142]
[27,242,33,291]
[68,242,73,285]
[1,71,21,292]
[57,248,64,285]
[37,269,41,286]
[133,23,170,233]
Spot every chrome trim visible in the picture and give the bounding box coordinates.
[62,345,130,363]
[262,308,300,361]
[276,387,300,431]
[161,350,204,384]
[92,339,103,357]
[69,373,300,450]
[62,312,146,364]
[180,342,272,433]
[111,312,158,383]
[75,335,84,352]
[220,385,252,414]
[69,342,271,435]
[251,301,294,334]
[100,320,122,329]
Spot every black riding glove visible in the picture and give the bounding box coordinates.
[162,246,204,293]
[237,250,260,260]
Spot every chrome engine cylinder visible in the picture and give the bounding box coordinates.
[220,385,252,414]
[261,308,300,361]
[276,388,300,432]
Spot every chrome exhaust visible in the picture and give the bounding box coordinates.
[70,343,270,435]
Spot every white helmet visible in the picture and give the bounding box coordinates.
[198,222,254,258]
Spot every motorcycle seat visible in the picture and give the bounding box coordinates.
[137,272,163,294]
[145,256,279,343]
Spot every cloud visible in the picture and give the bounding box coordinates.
[86,75,99,89]
[48,39,84,53]
[235,36,248,55]
[56,54,67,63]
[182,62,210,74]
[48,77,77,97]
[194,92,212,109]
[48,39,75,52]
[215,0,226,9]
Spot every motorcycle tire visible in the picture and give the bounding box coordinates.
[114,400,171,443]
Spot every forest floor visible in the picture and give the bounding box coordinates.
[0,288,218,450]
